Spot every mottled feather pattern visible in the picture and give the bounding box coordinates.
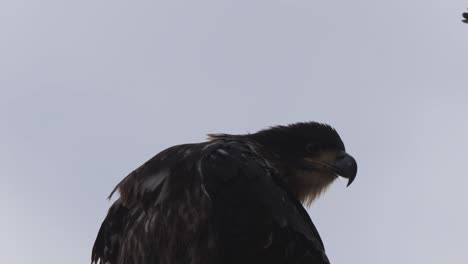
[93,144,218,264]
[92,139,330,264]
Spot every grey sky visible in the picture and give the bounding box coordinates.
[2,0,468,263]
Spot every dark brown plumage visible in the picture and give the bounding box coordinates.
[92,122,357,264]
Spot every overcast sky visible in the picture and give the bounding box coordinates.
[2,1,468,263]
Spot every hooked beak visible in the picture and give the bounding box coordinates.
[301,150,358,187]
[333,151,358,186]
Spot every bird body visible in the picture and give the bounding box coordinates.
[92,122,357,264]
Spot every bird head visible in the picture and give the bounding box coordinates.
[251,122,357,204]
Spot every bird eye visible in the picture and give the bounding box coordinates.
[306,143,318,153]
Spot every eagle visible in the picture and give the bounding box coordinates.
[92,122,358,264]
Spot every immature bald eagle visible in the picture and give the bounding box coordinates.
[92,122,357,264]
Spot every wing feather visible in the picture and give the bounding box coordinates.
[92,140,329,264]
[200,141,330,263]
